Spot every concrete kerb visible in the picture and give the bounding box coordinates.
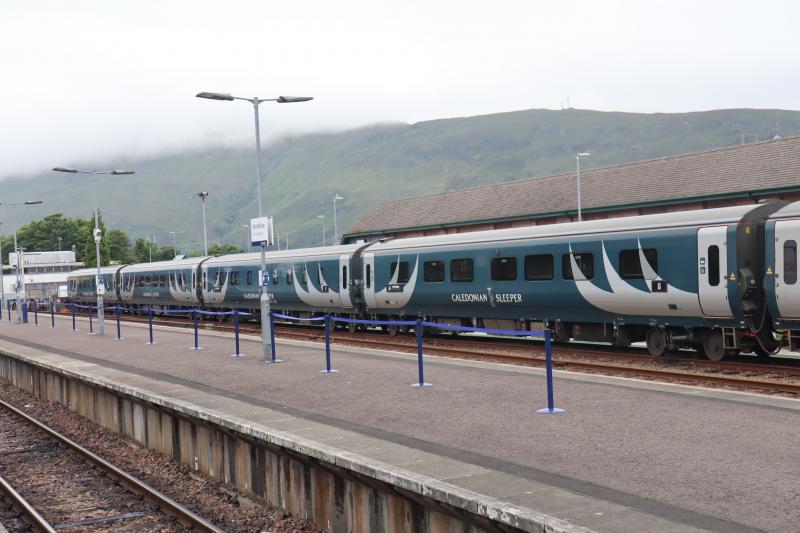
[0,343,590,533]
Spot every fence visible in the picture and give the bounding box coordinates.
[9,301,566,414]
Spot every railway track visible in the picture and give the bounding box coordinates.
[66,310,800,396]
[0,397,222,533]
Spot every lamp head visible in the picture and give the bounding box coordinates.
[577,152,591,157]
[52,167,77,173]
[277,96,313,103]
[24,201,43,205]
[110,170,135,175]
[196,92,234,101]
[198,191,209,200]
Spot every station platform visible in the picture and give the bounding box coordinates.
[0,315,797,532]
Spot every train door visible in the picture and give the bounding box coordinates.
[339,255,352,308]
[362,252,378,308]
[697,226,733,317]
[774,219,800,318]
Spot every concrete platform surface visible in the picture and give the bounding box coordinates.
[0,315,798,532]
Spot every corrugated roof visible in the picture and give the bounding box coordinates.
[347,135,800,236]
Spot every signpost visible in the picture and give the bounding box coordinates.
[251,216,275,362]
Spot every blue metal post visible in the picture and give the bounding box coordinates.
[115,306,122,340]
[33,301,38,326]
[146,307,156,345]
[6,301,10,322]
[411,319,432,388]
[266,312,281,363]
[50,300,55,328]
[88,306,94,334]
[232,311,241,357]
[21,301,28,324]
[192,309,199,350]
[537,330,565,414]
[321,314,337,374]
[71,303,76,331]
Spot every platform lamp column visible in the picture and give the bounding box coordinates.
[197,192,209,256]
[52,167,135,336]
[196,91,313,362]
[576,152,590,222]
[0,226,4,317]
[332,194,344,245]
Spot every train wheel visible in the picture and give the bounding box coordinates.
[385,324,399,336]
[645,327,667,357]
[702,330,725,361]
[347,321,357,333]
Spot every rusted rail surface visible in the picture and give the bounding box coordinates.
[0,397,223,533]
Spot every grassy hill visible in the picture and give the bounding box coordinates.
[2,107,799,251]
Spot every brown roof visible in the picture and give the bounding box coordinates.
[347,135,800,236]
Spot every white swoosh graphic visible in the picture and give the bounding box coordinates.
[374,256,419,308]
[571,243,702,317]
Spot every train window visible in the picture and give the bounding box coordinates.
[272,268,279,285]
[366,265,371,289]
[491,257,517,281]
[424,261,445,282]
[390,261,411,284]
[525,254,553,280]
[302,267,308,286]
[286,269,293,285]
[160,274,167,287]
[214,271,225,287]
[451,259,474,282]
[785,240,797,285]
[619,249,658,279]
[230,271,239,286]
[562,253,594,280]
[247,271,253,286]
[708,245,720,287]
[202,271,207,290]
[342,266,348,289]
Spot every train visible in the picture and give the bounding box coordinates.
[68,200,800,361]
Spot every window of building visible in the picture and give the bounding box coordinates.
[424,261,445,282]
[785,240,797,285]
[525,254,553,280]
[708,245,720,287]
[562,253,594,280]
[491,257,517,281]
[390,261,411,284]
[451,259,474,282]
[619,248,658,279]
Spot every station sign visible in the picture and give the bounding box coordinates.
[250,216,274,246]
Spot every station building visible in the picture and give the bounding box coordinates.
[1,251,84,302]
[343,135,800,243]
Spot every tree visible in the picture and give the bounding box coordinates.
[132,238,153,263]
[106,229,133,264]
[80,212,111,268]
[208,243,242,255]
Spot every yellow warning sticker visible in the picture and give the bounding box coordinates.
[767,267,773,275]
[729,273,736,280]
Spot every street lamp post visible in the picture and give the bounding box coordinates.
[197,192,209,256]
[332,194,344,245]
[241,225,250,252]
[53,167,135,335]
[317,215,326,246]
[0,228,4,316]
[197,91,312,362]
[576,152,591,222]
[0,201,44,323]
[169,231,177,258]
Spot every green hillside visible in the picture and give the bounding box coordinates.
[1,107,798,252]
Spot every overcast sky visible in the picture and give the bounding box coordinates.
[1,0,798,179]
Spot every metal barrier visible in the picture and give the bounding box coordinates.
[19,303,565,413]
